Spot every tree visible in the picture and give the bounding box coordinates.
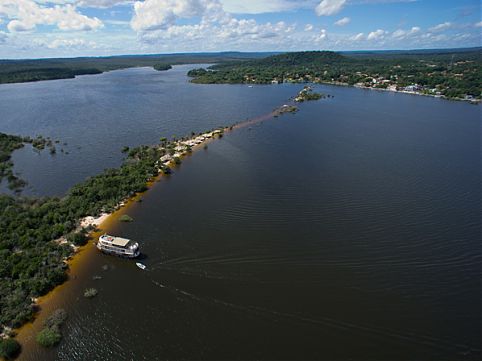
[0,338,21,359]
[36,328,62,348]
[66,231,87,246]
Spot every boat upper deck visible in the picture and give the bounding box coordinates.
[100,235,132,248]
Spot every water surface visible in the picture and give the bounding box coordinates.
[0,65,295,196]
[3,69,480,360]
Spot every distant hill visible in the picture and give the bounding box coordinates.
[253,51,346,66]
[0,48,480,86]
[187,49,481,100]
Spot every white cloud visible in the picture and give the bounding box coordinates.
[315,0,346,16]
[131,0,295,51]
[47,38,96,49]
[367,29,385,40]
[7,20,35,32]
[429,22,451,32]
[334,16,350,26]
[317,28,327,40]
[131,0,296,47]
[131,0,214,32]
[1,0,103,33]
[139,18,295,48]
[350,32,364,41]
[220,0,301,14]
[392,26,419,39]
[304,23,313,31]
[77,0,133,7]
[475,21,482,28]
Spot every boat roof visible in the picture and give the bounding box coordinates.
[111,237,131,247]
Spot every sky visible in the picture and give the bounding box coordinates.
[0,0,480,58]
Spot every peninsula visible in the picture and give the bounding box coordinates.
[187,49,482,102]
[0,92,309,355]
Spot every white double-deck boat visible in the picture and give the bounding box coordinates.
[97,234,140,258]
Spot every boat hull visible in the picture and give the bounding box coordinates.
[96,245,140,258]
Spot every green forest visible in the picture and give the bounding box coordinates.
[153,63,173,71]
[0,142,162,331]
[188,49,482,100]
[0,127,227,338]
[0,52,267,84]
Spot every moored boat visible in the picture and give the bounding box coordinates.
[97,234,140,258]
[136,262,146,270]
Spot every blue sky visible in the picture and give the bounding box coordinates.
[0,0,480,58]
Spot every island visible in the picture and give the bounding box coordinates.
[153,63,172,71]
[294,86,325,102]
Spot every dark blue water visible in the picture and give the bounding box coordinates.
[4,68,480,360]
[0,65,296,196]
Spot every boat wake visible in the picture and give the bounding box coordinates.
[148,275,479,356]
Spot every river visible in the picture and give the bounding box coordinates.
[0,66,480,360]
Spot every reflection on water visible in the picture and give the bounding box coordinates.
[7,70,481,360]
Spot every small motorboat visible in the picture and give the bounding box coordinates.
[136,262,146,270]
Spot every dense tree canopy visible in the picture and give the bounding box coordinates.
[0,143,162,330]
[188,50,482,100]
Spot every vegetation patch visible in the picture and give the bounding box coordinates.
[0,143,161,333]
[0,133,58,192]
[66,229,88,246]
[119,214,134,222]
[0,338,21,360]
[294,86,325,102]
[0,52,260,84]
[153,63,172,71]
[188,50,482,101]
[0,126,231,343]
[83,288,98,298]
[273,104,298,117]
[36,328,62,348]
[36,309,67,348]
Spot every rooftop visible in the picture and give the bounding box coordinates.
[111,237,130,247]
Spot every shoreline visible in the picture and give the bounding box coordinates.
[13,193,145,360]
[11,106,284,359]
[316,80,481,104]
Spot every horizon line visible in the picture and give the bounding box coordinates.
[1,46,481,62]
